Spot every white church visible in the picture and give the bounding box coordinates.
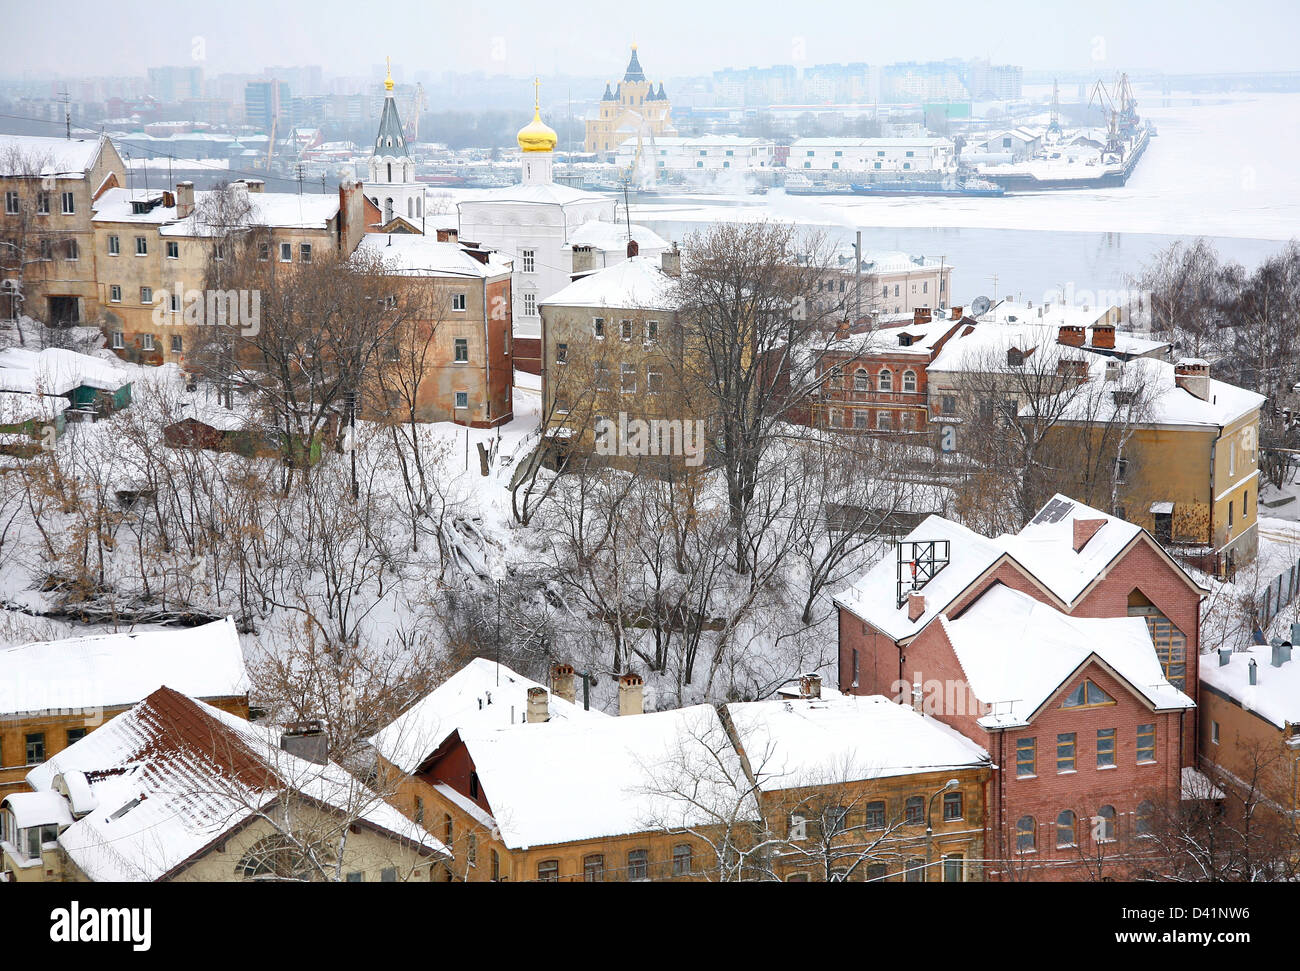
[363,62,425,226]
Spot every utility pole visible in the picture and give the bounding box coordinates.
[854,229,862,323]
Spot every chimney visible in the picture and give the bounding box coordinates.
[1174,359,1211,401]
[525,686,550,723]
[550,663,576,704]
[1056,358,1089,383]
[435,227,459,244]
[799,673,822,699]
[1218,647,1232,667]
[626,239,639,258]
[949,306,963,320]
[907,591,926,622]
[1249,658,1257,686]
[571,245,597,278]
[660,243,681,278]
[1091,322,1116,349]
[1270,639,1292,667]
[618,672,644,716]
[1292,622,1300,645]
[1058,324,1085,348]
[1072,518,1106,551]
[280,719,328,765]
[175,181,195,219]
[913,307,932,325]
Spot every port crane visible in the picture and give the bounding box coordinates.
[405,82,426,142]
[1088,78,1124,160]
[1047,79,1062,137]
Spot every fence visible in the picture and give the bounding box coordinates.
[1255,557,1300,630]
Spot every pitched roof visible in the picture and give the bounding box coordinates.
[0,617,248,718]
[355,234,511,279]
[565,219,668,254]
[370,657,608,775]
[373,94,410,158]
[0,347,131,395]
[0,134,104,178]
[624,47,646,82]
[725,694,990,790]
[458,704,759,848]
[540,254,678,310]
[940,584,1195,729]
[26,687,447,882]
[1201,642,1300,730]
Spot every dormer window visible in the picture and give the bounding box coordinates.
[898,333,913,347]
[1061,679,1115,709]
[1007,348,1024,366]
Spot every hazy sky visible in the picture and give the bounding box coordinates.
[7,0,1300,79]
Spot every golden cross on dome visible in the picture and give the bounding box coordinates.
[385,56,394,92]
[533,76,541,115]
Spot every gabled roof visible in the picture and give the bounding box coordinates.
[26,687,447,882]
[0,133,105,178]
[940,585,1194,729]
[355,234,511,279]
[458,704,758,848]
[725,694,990,790]
[564,220,668,254]
[370,657,608,775]
[540,254,678,311]
[0,617,248,718]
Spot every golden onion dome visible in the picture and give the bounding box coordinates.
[517,78,557,153]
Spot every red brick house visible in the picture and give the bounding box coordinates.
[833,495,1209,879]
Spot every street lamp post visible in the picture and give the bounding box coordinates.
[925,778,960,883]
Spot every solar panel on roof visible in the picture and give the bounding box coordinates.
[1032,497,1075,524]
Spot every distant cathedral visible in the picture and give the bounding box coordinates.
[584,45,677,154]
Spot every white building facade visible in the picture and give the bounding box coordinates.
[789,137,956,175]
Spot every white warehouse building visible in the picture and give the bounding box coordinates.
[618,134,777,175]
[789,137,956,174]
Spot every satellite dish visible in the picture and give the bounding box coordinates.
[970,295,992,317]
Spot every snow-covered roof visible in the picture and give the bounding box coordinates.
[0,134,104,178]
[791,137,953,148]
[926,317,1153,372]
[355,234,510,279]
[837,247,949,274]
[942,585,1195,729]
[0,617,249,718]
[540,255,678,311]
[370,657,608,775]
[26,687,448,882]
[91,186,179,224]
[0,390,69,425]
[861,316,967,356]
[834,494,1150,642]
[457,182,609,208]
[159,187,340,235]
[0,347,131,395]
[1201,643,1300,730]
[565,220,668,254]
[726,694,990,790]
[1,791,74,831]
[458,705,759,849]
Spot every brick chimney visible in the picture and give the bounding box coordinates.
[618,672,644,716]
[1072,518,1107,551]
[280,719,328,765]
[949,306,963,320]
[1174,359,1211,401]
[175,181,195,219]
[1058,324,1085,348]
[1056,358,1089,383]
[1090,322,1116,349]
[626,239,639,258]
[913,307,932,324]
[435,227,459,244]
[571,245,597,278]
[660,242,681,278]
[799,673,822,699]
[525,686,550,723]
[550,663,576,704]
[907,591,926,622]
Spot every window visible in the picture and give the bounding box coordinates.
[519,248,536,273]
[1007,348,1024,366]
[1057,733,1076,773]
[345,871,363,882]
[469,771,480,800]
[142,334,156,352]
[467,834,477,866]
[61,191,75,214]
[537,859,559,882]
[1244,489,1250,520]
[300,243,312,264]
[109,285,122,303]
[788,813,808,840]
[258,241,270,261]
[876,411,892,431]
[904,795,924,825]
[490,851,500,881]
[1138,727,1159,764]
[902,369,917,393]
[904,858,925,882]
[66,727,86,746]
[854,368,869,391]
[864,801,886,830]
[380,867,398,882]
[4,190,19,214]
[583,854,604,882]
[877,368,893,392]
[593,316,606,338]
[1211,720,1220,745]
[1115,458,1129,483]
[108,235,120,256]
[854,410,868,430]
[1096,805,1117,842]
[1096,728,1117,768]
[620,363,636,394]
[594,362,611,391]
[522,292,536,317]
[39,238,51,260]
[168,292,180,313]
[25,732,45,764]
[672,844,693,876]
[627,848,649,880]
[1016,737,1036,777]
[135,236,148,256]
[645,319,658,342]
[620,319,633,341]
[942,790,963,821]
[452,293,467,311]
[171,334,183,354]
[140,286,153,304]
[1128,592,1187,690]
[1016,815,1036,852]
[894,284,899,297]
[111,331,124,350]
[828,365,843,389]
[866,863,888,883]
[942,854,964,882]
[1136,800,1155,836]
[827,805,848,836]
[1062,679,1115,709]
[647,369,663,394]
[37,191,50,214]
[414,797,425,826]
[941,394,957,416]
[1056,810,1077,847]
[454,338,469,363]
[280,242,292,262]
[166,240,179,259]
[556,343,568,364]
[61,238,76,262]
[787,872,810,882]
[454,391,468,410]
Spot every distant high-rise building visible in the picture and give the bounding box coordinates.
[148,66,203,103]
[244,79,290,133]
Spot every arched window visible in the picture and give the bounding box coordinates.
[878,368,893,392]
[902,369,917,393]
[1056,810,1077,848]
[1136,801,1155,836]
[1127,589,1187,690]
[1096,805,1117,842]
[416,196,423,217]
[1061,679,1115,709]
[1016,815,1036,852]
[235,836,310,880]
[854,367,869,391]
